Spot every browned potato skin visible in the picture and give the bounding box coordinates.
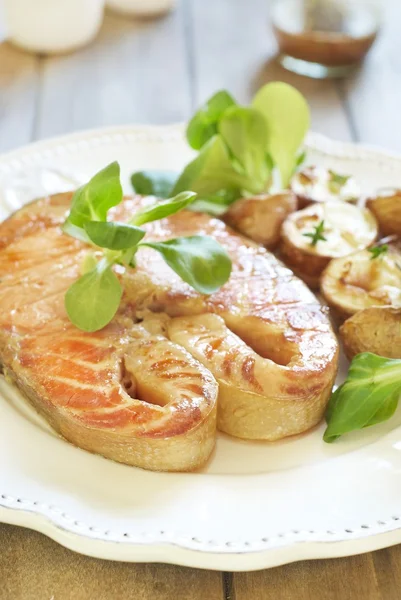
[224,192,297,248]
[366,190,401,236]
[280,237,329,289]
[340,307,401,360]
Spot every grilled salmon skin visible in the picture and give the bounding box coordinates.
[0,193,338,469]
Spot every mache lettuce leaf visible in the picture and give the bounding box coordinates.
[324,353,401,443]
[252,82,310,188]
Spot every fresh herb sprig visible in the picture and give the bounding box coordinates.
[303,220,327,246]
[327,169,351,195]
[131,82,310,214]
[368,243,388,259]
[63,162,232,332]
[324,353,401,443]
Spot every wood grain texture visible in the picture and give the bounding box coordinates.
[0,43,38,153]
[233,545,401,600]
[3,520,401,600]
[233,554,382,600]
[188,0,352,142]
[0,524,224,600]
[371,544,401,600]
[34,8,191,140]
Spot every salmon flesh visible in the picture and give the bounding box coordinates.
[0,193,339,471]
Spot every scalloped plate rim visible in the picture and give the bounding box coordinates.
[1,124,401,571]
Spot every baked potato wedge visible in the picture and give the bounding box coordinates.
[224,191,297,248]
[340,307,401,360]
[366,188,401,236]
[291,166,360,208]
[280,202,378,288]
[321,244,401,320]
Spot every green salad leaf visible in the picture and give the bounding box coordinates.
[130,171,238,216]
[219,106,270,189]
[130,82,310,216]
[142,236,232,295]
[131,170,178,198]
[65,262,123,333]
[190,189,240,216]
[131,191,196,226]
[295,150,307,169]
[63,164,232,332]
[324,353,401,443]
[173,82,309,211]
[84,221,146,250]
[80,252,98,275]
[252,82,310,188]
[172,135,252,197]
[187,90,236,150]
[62,221,92,244]
[64,162,122,231]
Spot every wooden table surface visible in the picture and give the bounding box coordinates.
[1,1,401,598]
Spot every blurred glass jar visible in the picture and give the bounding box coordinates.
[271,0,381,78]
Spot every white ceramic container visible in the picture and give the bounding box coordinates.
[106,0,176,17]
[1,0,105,54]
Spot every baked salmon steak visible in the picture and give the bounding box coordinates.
[0,192,339,470]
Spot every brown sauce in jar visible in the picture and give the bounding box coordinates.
[272,0,380,69]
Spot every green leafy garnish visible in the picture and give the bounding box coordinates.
[131,191,196,226]
[172,135,250,198]
[190,190,240,216]
[303,220,327,246]
[131,171,239,217]
[328,169,351,194]
[187,90,236,150]
[252,82,310,187]
[368,244,388,260]
[295,150,307,169]
[131,83,310,215]
[63,165,232,332]
[84,221,146,250]
[131,170,178,198]
[63,162,122,232]
[65,261,123,333]
[324,353,401,443]
[80,252,98,275]
[219,106,269,190]
[142,236,232,295]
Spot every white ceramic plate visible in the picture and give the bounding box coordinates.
[1,125,401,571]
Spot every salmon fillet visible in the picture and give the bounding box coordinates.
[0,192,338,469]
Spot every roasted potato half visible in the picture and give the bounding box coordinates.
[224,191,297,248]
[321,244,401,320]
[340,307,401,360]
[291,166,360,208]
[281,202,378,288]
[366,188,401,236]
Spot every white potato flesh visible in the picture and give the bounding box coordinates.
[280,202,378,288]
[283,202,377,258]
[321,247,401,319]
[291,166,360,206]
